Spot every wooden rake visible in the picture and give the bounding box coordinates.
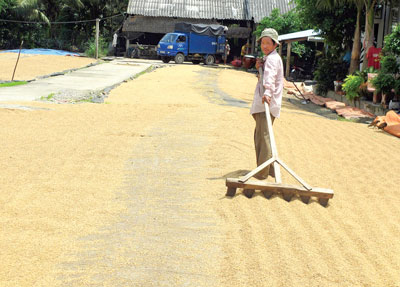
[225,68,333,206]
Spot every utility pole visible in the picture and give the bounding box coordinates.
[95,18,100,59]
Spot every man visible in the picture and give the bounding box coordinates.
[250,28,283,180]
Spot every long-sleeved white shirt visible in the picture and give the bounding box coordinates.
[250,50,284,118]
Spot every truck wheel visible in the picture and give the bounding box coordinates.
[204,55,215,65]
[174,53,185,64]
[162,57,171,63]
[192,60,201,64]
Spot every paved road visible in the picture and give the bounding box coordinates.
[0,59,153,102]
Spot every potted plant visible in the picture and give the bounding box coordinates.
[372,24,400,108]
[371,55,398,107]
[372,73,396,107]
[342,74,364,105]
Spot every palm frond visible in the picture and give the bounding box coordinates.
[14,0,50,24]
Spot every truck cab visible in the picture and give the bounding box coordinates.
[157,33,188,61]
[157,23,227,65]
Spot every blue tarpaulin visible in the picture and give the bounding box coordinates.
[0,48,80,56]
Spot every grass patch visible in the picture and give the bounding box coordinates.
[132,66,156,80]
[76,97,93,103]
[40,93,55,101]
[0,81,28,88]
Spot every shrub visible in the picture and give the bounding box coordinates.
[342,74,364,101]
[369,26,400,100]
[380,54,399,74]
[383,24,400,55]
[84,36,108,58]
[314,53,348,95]
[372,73,396,95]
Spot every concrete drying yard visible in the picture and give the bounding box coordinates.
[0,54,399,286]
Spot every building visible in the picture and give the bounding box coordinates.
[121,0,295,57]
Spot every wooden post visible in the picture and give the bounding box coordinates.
[95,18,100,59]
[251,23,257,54]
[285,41,291,78]
[125,39,130,57]
[12,40,23,81]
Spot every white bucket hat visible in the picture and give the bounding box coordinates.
[257,28,280,45]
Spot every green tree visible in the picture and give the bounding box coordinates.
[362,0,379,70]
[313,0,363,74]
[254,8,303,36]
[313,0,383,71]
[254,8,307,57]
[57,0,127,50]
[295,0,357,93]
[296,0,358,64]
[0,0,46,48]
[349,0,364,74]
[2,0,127,50]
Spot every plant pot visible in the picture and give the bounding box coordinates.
[389,100,400,110]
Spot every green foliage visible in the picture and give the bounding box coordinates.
[342,74,364,101]
[313,53,348,94]
[353,66,377,82]
[371,26,400,97]
[372,73,396,95]
[254,8,308,57]
[1,0,127,51]
[380,54,399,74]
[0,0,22,48]
[383,24,400,56]
[294,0,358,56]
[84,36,108,58]
[254,8,303,37]
[291,42,307,57]
[394,78,400,95]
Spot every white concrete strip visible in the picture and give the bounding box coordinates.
[0,61,152,102]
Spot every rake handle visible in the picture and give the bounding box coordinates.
[259,65,281,183]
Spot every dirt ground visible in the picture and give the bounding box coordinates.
[0,53,96,81]
[0,59,400,286]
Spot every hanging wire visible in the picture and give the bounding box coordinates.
[0,12,126,24]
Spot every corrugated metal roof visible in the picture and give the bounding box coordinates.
[127,0,294,23]
[249,0,296,22]
[278,29,321,41]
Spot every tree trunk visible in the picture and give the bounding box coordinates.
[362,0,377,70]
[349,7,362,74]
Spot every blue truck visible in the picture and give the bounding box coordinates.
[157,23,227,65]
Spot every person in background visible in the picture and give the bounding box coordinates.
[250,28,284,180]
[241,42,250,61]
[112,32,118,56]
[224,40,230,65]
